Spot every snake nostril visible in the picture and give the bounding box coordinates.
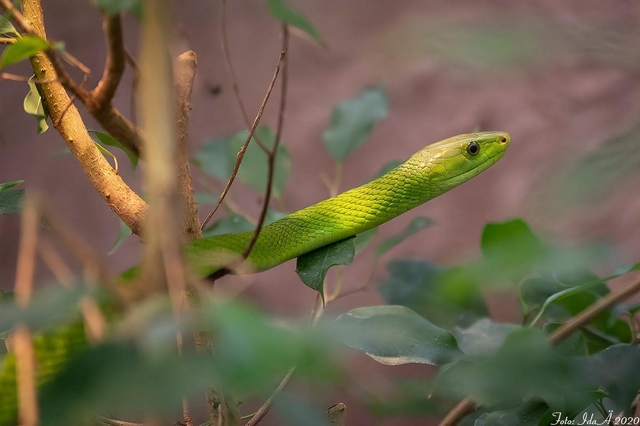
[500,137,507,143]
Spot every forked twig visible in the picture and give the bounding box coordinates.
[242,25,289,259]
[200,43,287,231]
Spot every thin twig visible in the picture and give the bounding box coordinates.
[0,0,34,33]
[0,36,15,43]
[439,274,640,426]
[242,25,289,259]
[245,367,296,426]
[219,0,268,153]
[200,44,287,231]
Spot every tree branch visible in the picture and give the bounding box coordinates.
[92,14,125,106]
[21,0,148,236]
[173,50,201,242]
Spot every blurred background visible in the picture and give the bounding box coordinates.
[1,1,640,424]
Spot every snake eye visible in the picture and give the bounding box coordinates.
[467,141,479,156]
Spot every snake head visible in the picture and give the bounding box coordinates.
[414,131,510,191]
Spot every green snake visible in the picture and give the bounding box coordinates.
[0,131,510,423]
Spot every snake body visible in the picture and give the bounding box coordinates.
[0,131,510,423]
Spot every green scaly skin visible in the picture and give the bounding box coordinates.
[0,131,510,423]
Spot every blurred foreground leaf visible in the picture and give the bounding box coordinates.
[323,86,389,163]
[0,180,24,215]
[0,35,49,69]
[267,0,322,44]
[336,305,465,366]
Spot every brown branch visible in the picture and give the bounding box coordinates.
[0,36,15,43]
[219,0,268,153]
[21,0,148,236]
[439,274,640,426]
[92,14,125,106]
[326,403,347,426]
[173,50,201,242]
[242,25,289,259]
[200,45,287,231]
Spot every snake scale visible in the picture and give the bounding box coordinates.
[0,131,510,423]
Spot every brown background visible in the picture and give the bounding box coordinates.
[1,1,640,424]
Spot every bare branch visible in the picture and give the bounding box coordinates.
[92,14,126,106]
[21,0,148,236]
[174,50,201,242]
[242,25,289,259]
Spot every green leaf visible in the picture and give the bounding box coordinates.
[267,0,322,44]
[0,16,18,37]
[196,135,234,182]
[198,128,291,199]
[336,305,465,366]
[481,219,547,281]
[94,0,142,17]
[453,319,519,358]
[375,216,434,257]
[90,130,138,171]
[436,327,580,410]
[0,187,24,215]
[323,86,389,163]
[202,213,254,238]
[613,262,640,275]
[543,323,588,357]
[0,180,23,191]
[108,219,131,255]
[378,260,488,329]
[373,159,403,179]
[230,127,291,198]
[354,227,377,254]
[0,35,49,69]
[295,237,355,299]
[465,399,551,426]
[93,140,119,172]
[23,75,49,134]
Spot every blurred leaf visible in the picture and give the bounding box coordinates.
[0,184,24,215]
[108,219,131,255]
[296,237,355,299]
[613,262,640,275]
[375,216,434,257]
[520,275,632,350]
[542,126,640,208]
[373,159,403,179]
[366,379,444,417]
[336,305,465,366]
[198,128,291,199]
[0,180,23,191]
[354,227,377,254]
[0,35,49,69]
[544,323,588,357]
[23,75,49,134]
[453,319,518,358]
[412,20,557,70]
[196,135,234,182]
[577,344,640,414]
[273,392,330,426]
[378,260,488,329]
[94,0,142,17]
[230,127,291,198]
[323,86,389,163]
[267,0,322,44]
[90,130,138,171]
[436,328,581,411]
[0,285,95,333]
[202,213,253,238]
[462,399,551,426]
[0,16,18,37]
[481,219,547,281]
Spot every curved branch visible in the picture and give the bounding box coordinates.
[92,14,125,106]
[22,0,148,236]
